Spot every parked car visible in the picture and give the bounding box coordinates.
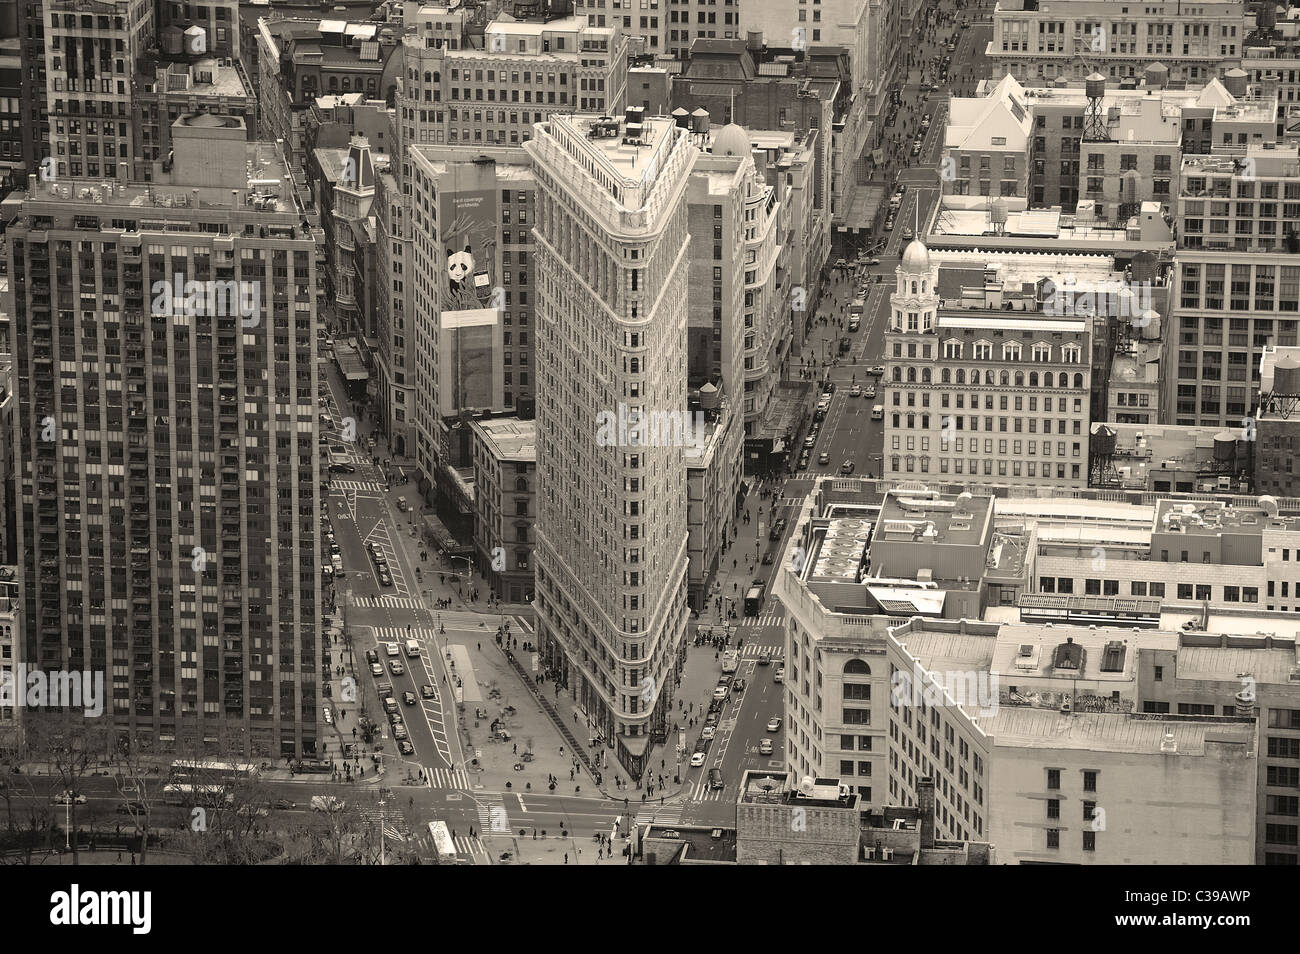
[385,642,400,657]
[769,518,787,541]
[398,740,415,756]
[902,227,915,241]
[370,662,384,677]
[702,725,717,740]
[396,496,408,512]
[803,435,817,449]
[797,454,810,470]
[775,667,786,684]
[690,751,707,768]
[761,551,775,565]
[383,696,399,714]
[403,691,417,706]
[713,685,729,701]
[393,724,408,740]
[378,568,394,587]
[366,649,379,665]
[759,739,774,756]
[693,737,710,754]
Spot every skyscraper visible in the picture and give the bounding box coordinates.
[526,110,696,775]
[4,117,323,758]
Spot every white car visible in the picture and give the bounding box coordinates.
[712,685,729,701]
[55,791,87,805]
[849,385,862,398]
[759,739,774,756]
[701,725,716,741]
[385,642,400,657]
[766,717,782,733]
[690,752,707,768]
[774,667,785,684]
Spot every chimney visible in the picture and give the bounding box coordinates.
[917,776,936,850]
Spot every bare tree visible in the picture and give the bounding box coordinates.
[25,710,112,865]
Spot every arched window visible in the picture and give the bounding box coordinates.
[1014,371,1024,386]
[892,366,902,382]
[1029,372,1038,386]
[1043,371,1054,387]
[433,71,440,83]
[907,367,917,382]
[844,659,871,675]
[1000,370,1009,386]
[921,368,931,383]
[515,477,529,492]
[941,368,951,384]
[424,71,432,82]
[956,369,965,384]
[985,369,995,385]
[1074,372,1084,388]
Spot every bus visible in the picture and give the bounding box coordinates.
[744,585,765,616]
[428,820,459,862]
[169,759,260,784]
[162,783,233,807]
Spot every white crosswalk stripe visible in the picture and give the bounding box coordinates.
[742,615,784,628]
[476,794,510,834]
[454,835,488,861]
[426,767,471,789]
[329,479,386,493]
[352,595,426,609]
[741,642,785,658]
[634,805,682,826]
[371,626,438,643]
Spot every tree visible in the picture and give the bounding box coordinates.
[25,709,112,865]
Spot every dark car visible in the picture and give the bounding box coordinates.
[732,678,746,693]
[762,551,775,565]
[797,454,810,470]
[366,649,379,665]
[402,691,417,706]
[839,336,851,355]
[693,737,710,754]
[708,768,724,791]
[327,462,355,474]
[757,654,771,667]
[116,801,146,815]
[273,799,297,810]
[398,740,415,756]
[420,684,436,699]
[769,518,787,541]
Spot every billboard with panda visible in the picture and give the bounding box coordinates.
[438,173,504,416]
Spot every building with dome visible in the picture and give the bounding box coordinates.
[882,237,1094,488]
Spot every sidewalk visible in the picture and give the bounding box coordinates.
[482,832,627,866]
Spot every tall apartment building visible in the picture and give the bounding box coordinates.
[0,28,22,198]
[3,120,324,758]
[1256,344,1300,497]
[1169,146,1300,427]
[17,1,50,176]
[883,241,1092,488]
[402,145,530,506]
[43,0,155,180]
[988,0,1246,85]
[397,3,626,151]
[526,111,696,775]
